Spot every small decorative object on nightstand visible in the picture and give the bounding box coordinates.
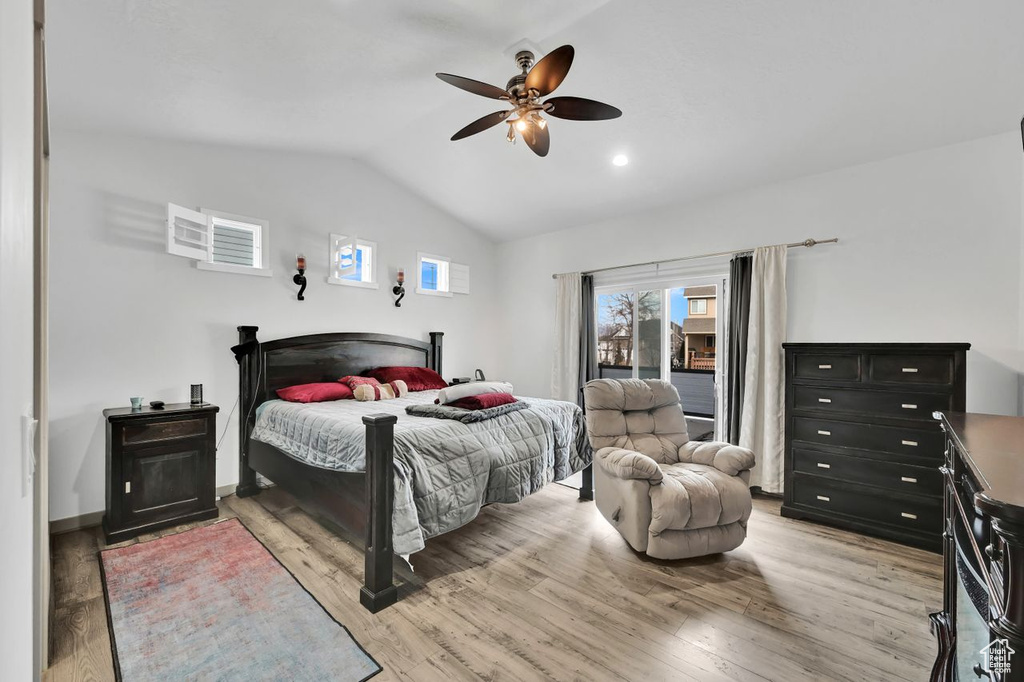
[103,402,219,543]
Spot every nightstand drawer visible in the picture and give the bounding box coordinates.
[793,354,861,382]
[868,354,953,385]
[122,417,208,445]
[792,448,942,495]
[793,385,952,422]
[791,474,942,532]
[792,416,943,458]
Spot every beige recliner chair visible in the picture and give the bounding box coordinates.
[583,378,756,559]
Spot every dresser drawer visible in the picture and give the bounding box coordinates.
[792,447,942,496]
[122,417,209,446]
[793,385,953,422]
[791,473,942,533]
[792,416,944,458]
[793,354,861,382]
[868,354,954,386]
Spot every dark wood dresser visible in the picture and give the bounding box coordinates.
[932,412,1024,682]
[781,343,969,552]
[103,403,219,543]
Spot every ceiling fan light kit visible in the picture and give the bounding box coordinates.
[436,44,622,157]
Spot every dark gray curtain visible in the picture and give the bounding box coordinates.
[727,255,753,444]
[578,274,598,406]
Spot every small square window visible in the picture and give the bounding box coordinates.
[689,298,707,315]
[167,203,271,277]
[417,253,451,295]
[328,234,377,289]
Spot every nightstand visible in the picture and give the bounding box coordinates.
[102,403,219,543]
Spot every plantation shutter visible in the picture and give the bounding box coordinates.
[330,234,357,278]
[166,203,210,260]
[450,262,470,294]
[211,220,256,267]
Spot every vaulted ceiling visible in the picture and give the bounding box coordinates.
[48,1,1024,240]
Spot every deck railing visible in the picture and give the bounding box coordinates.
[597,364,715,418]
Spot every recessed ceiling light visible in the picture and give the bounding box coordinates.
[612,154,629,167]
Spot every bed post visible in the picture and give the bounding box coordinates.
[579,464,594,500]
[360,413,398,613]
[429,331,443,376]
[235,325,261,498]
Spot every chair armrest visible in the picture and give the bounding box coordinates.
[595,447,664,484]
[678,441,756,476]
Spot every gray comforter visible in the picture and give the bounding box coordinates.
[251,390,592,555]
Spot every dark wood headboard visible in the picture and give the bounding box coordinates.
[235,326,443,421]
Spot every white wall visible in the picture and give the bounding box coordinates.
[48,130,499,522]
[0,0,37,677]
[496,132,1024,416]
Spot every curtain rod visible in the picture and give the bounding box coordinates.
[550,237,839,279]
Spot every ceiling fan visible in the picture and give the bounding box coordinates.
[436,45,622,157]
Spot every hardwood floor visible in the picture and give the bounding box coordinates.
[46,484,941,681]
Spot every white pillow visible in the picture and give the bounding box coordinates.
[435,381,514,405]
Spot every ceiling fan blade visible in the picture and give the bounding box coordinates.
[521,122,550,157]
[544,96,622,121]
[524,45,574,96]
[436,73,509,100]
[451,110,511,141]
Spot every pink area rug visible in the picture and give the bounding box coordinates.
[100,518,381,681]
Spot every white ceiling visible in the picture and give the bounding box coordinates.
[48,1,1024,241]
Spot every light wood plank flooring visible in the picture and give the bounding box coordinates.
[46,485,941,681]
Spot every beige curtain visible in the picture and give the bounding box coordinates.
[552,273,582,401]
[740,245,787,492]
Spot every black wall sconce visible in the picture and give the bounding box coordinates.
[293,254,307,301]
[393,267,406,307]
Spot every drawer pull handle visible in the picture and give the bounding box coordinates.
[901,512,917,520]
[818,398,832,404]
[816,495,830,502]
[901,476,917,483]
[817,463,831,469]
[902,367,918,373]
[901,439,918,447]
[818,364,832,370]
[901,403,917,410]
[817,430,831,436]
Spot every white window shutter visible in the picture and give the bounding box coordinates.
[331,233,357,278]
[167,203,210,261]
[210,221,257,267]
[450,262,470,294]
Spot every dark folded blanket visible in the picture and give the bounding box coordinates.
[405,400,529,423]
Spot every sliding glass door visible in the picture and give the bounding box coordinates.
[596,276,726,428]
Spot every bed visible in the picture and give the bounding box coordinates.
[232,327,593,613]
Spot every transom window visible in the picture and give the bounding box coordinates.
[419,254,449,293]
[416,252,470,297]
[328,234,377,289]
[166,203,271,277]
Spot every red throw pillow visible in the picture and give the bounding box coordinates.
[276,382,353,403]
[449,393,518,410]
[364,366,448,392]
